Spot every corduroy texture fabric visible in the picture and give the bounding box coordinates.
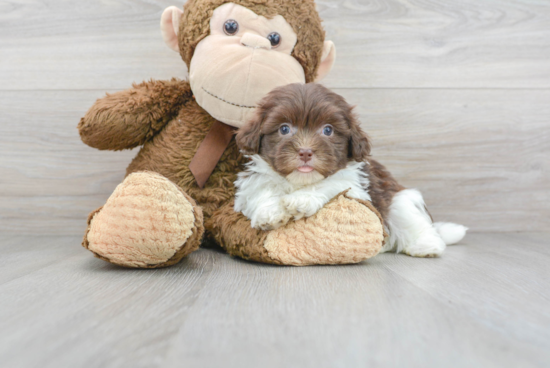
[207,192,385,266]
[264,194,385,265]
[179,0,325,83]
[82,171,204,268]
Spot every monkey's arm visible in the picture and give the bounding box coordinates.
[78,79,192,150]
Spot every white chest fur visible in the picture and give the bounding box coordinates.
[234,155,371,230]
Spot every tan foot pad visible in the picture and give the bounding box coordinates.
[83,171,204,268]
[264,194,384,266]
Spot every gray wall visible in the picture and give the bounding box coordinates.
[1,0,549,235]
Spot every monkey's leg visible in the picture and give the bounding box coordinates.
[82,171,204,268]
[206,192,385,266]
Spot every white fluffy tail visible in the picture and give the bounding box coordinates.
[433,222,468,245]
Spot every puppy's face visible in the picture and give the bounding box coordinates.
[237,83,371,185]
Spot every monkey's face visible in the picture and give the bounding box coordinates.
[188,3,306,128]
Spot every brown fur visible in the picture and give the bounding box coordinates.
[179,0,326,83]
[237,83,369,178]
[237,83,403,221]
[366,158,405,220]
[79,78,245,220]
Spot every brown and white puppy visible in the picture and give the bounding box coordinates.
[234,83,467,257]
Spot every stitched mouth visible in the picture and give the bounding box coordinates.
[202,87,257,109]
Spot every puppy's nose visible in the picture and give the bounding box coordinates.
[299,148,313,163]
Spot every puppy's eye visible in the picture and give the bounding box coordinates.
[267,32,281,48]
[322,125,334,136]
[279,124,291,135]
[223,20,239,35]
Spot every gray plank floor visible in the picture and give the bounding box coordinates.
[1,233,549,368]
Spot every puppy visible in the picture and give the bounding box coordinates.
[234,83,467,257]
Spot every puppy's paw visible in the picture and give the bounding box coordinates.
[280,194,322,220]
[404,231,446,258]
[253,207,292,231]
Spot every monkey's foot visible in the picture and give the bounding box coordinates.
[83,171,204,268]
[208,192,385,266]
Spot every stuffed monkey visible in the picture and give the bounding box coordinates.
[78,0,385,268]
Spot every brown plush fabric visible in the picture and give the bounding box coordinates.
[82,171,204,268]
[78,79,193,151]
[179,0,326,83]
[206,201,283,265]
[79,79,244,221]
[122,81,245,221]
[207,192,384,266]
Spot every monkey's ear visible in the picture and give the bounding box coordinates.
[236,109,264,155]
[349,115,371,162]
[314,41,336,82]
[161,6,183,52]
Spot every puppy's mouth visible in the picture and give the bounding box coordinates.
[297,165,315,173]
[286,164,324,186]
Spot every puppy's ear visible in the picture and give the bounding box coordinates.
[349,114,371,162]
[236,109,264,154]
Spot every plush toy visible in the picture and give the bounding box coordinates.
[78,0,385,268]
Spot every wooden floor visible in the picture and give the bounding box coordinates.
[1,232,549,368]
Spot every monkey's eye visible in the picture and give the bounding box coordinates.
[322,125,334,136]
[279,124,291,135]
[223,19,239,35]
[267,32,281,48]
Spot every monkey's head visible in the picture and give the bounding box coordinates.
[161,1,336,128]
